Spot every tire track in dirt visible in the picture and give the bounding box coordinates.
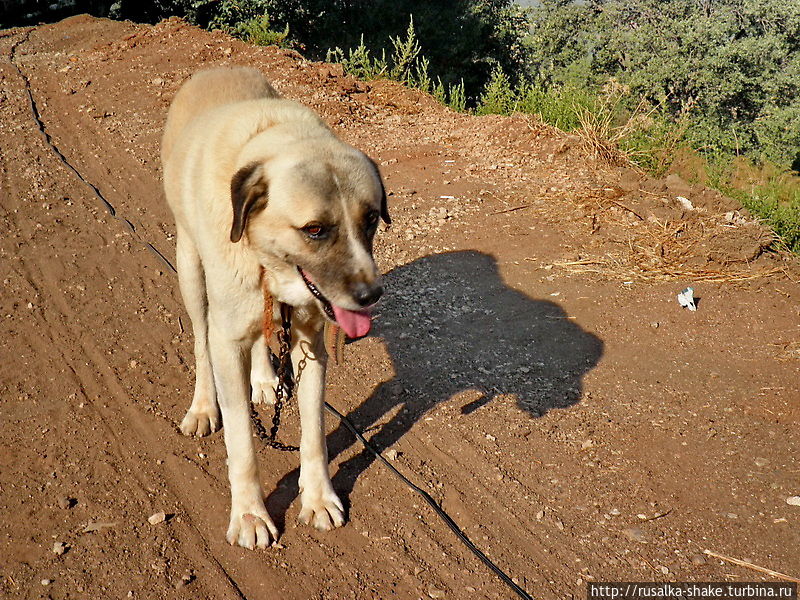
[7,27,177,276]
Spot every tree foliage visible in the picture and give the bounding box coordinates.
[527,0,800,169]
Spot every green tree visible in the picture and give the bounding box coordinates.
[526,0,800,169]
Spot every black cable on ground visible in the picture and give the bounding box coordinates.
[324,401,534,600]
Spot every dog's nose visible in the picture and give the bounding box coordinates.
[352,282,383,307]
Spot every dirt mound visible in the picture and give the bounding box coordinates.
[1,15,799,600]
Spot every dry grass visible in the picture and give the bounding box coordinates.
[574,90,654,167]
[772,341,800,361]
[555,256,787,282]
[552,195,790,282]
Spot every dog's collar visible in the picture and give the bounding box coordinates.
[297,267,336,321]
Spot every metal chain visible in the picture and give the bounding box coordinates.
[252,303,300,451]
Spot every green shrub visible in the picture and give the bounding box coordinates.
[525,0,800,171]
[475,66,515,115]
[326,38,388,80]
[232,14,289,46]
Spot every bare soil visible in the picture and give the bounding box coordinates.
[1,15,798,600]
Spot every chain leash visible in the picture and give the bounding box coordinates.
[252,303,300,452]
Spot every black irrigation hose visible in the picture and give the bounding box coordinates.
[9,28,178,275]
[324,402,534,600]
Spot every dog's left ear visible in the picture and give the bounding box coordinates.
[366,156,391,225]
[230,162,269,243]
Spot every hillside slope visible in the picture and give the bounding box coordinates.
[1,15,798,600]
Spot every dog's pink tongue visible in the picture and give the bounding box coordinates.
[332,304,372,338]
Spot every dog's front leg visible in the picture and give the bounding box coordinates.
[207,324,278,548]
[293,330,345,530]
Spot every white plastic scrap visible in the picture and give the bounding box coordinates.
[676,196,695,211]
[678,287,697,311]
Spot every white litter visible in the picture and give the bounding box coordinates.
[677,196,695,211]
[678,287,697,311]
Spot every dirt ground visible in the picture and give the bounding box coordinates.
[1,15,798,600]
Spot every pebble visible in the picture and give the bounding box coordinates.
[52,541,67,555]
[609,508,621,516]
[691,554,707,566]
[57,495,76,509]
[622,527,647,543]
[427,588,445,599]
[786,496,800,506]
[41,579,52,586]
[650,322,659,328]
[754,457,769,467]
[174,571,194,589]
[148,511,167,525]
[385,449,399,461]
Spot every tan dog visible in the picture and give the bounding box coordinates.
[161,66,389,548]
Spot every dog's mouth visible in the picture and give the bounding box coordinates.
[298,267,372,339]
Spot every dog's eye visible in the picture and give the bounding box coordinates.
[365,210,379,229]
[301,223,328,239]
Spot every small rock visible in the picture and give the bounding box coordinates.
[690,554,707,566]
[786,496,800,506]
[465,587,476,593]
[174,571,194,589]
[622,527,648,543]
[660,566,669,575]
[535,510,545,520]
[754,457,768,467]
[83,521,117,533]
[609,508,621,516]
[57,495,76,509]
[151,77,163,86]
[52,541,67,555]
[726,513,738,519]
[385,449,399,461]
[41,579,52,586]
[427,587,446,599]
[148,511,167,525]
[650,322,660,328]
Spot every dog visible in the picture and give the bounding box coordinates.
[161,66,389,549]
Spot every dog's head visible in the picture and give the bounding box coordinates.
[229,146,390,338]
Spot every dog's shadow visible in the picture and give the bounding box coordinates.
[267,250,603,526]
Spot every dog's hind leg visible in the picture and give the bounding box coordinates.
[176,229,221,437]
[294,330,345,531]
[250,335,276,405]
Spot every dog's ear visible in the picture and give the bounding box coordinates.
[230,162,268,243]
[366,156,391,225]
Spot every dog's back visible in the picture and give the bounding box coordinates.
[161,66,280,165]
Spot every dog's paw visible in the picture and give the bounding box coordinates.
[179,406,221,437]
[227,509,278,549]
[298,488,345,531]
[250,378,276,406]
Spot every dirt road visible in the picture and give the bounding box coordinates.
[1,15,798,600]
